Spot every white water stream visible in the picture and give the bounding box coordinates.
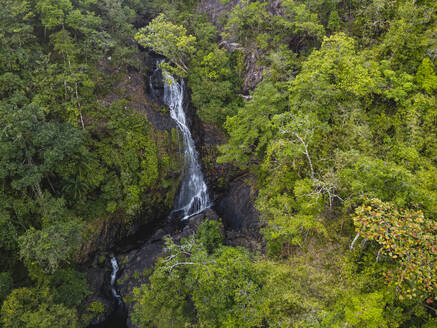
[102,61,212,326]
[110,257,122,304]
[160,67,210,220]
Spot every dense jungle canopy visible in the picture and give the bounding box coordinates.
[0,0,435,327]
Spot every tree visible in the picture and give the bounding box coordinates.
[18,220,83,274]
[35,0,73,29]
[22,303,78,328]
[1,288,78,328]
[0,272,13,304]
[132,238,196,327]
[50,269,89,307]
[322,291,392,328]
[327,10,341,33]
[352,199,436,300]
[416,58,437,95]
[375,0,433,72]
[0,217,18,252]
[224,0,272,44]
[195,219,224,254]
[1,288,38,328]
[0,0,37,75]
[279,0,325,49]
[0,104,86,200]
[133,231,266,328]
[0,217,18,271]
[135,14,196,74]
[189,247,264,328]
[188,47,242,127]
[217,81,287,167]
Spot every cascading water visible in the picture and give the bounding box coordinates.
[110,256,122,304]
[159,65,210,220]
[91,256,125,327]
[93,61,210,328]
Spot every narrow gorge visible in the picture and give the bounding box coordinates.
[86,58,260,328]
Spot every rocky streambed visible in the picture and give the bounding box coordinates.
[81,54,263,328]
[84,191,263,328]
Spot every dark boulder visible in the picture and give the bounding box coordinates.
[215,178,262,241]
[81,255,116,327]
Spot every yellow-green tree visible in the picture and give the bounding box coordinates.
[135,14,196,75]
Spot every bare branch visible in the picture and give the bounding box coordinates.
[294,132,314,180]
[168,262,197,272]
[350,232,360,250]
[376,248,383,262]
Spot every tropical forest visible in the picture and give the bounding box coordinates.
[0,0,436,327]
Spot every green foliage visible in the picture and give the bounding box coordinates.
[21,303,78,328]
[0,273,13,304]
[416,58,437,95]
[322,291,392,328]
[188,47,242,127]
[0,103,86,198]
[87,300,105,315]
[258,178,328,256]
[135,14,196,75]
[213,0,436,324]
[18,220,83,274]
[133,235,354,328]
[279,0,325,48]
[91,100,163,215]
[132,239,196,327]
[1,287,78,328]
[1,288,39,328]
[36,0,73,29]
[218,81,288,166]
[0,218,17,252]
[327,10,341,32]
[375,0,434,71]
[50,269,89,307]
[195,219,224,254]
[337,155,436,214]
[224,0,272,44]
[188,247,264,327]
[133,236,266,328]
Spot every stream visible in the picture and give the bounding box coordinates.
[163,68,211,220]
[94,60,211,327]
[110,257,122,304]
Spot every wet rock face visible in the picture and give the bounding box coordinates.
[200,122,227,146]
[194,110,263,251]
[100,59,176,132]
[197,121,238,200]
[80,217,138,262]
[215,176,263,250]
[80,255,116,326]
[242,49,265,92]
[147,58,165,104]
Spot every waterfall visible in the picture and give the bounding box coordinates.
[160,67,211,220]
[110,257,122,304]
